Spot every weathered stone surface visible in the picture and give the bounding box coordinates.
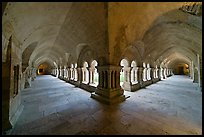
[2,2,202,134]
[8,75,202,135]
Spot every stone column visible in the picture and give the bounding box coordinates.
[62,68,64,78]
[2,36,13,131]
[163,68,167,79]
[86,67,90,84]
[58,67,61,78]
[89,68,94,84]
[75,68,82,87]
[152,67,160,83]
[190,61,194,80]
[197,54,201,87]
[147,67,152,80]
[24,68,31,88]
[150,68,154,80]
[31,67,36,81]
[67,67,71,81]
[138,67,144,87]
[122,67,132,91]
[91,65,128,104]
[159,67,163,80]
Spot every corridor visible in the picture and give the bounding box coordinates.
[9,75,202,135]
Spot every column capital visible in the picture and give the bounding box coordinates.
[97,65,122,72]
[123,66,132,72]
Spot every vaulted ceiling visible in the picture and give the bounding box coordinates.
[2,2,202,69]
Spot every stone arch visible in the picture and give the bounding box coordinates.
[119,44,142,66]
[142,9,201,64]
[77,45,95,68]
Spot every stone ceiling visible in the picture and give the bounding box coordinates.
[2,2,202,69]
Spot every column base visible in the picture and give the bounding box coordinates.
[152,78,160,83]
[141,80,152,88]
[122,82,131,91]
[91,87,129,104]
[24,80,31,88]
[80,83,96,93]
[130,83,141,92]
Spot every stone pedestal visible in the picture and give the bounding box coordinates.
[91,66,129,104]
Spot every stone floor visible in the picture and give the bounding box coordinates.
[9,75,202,135]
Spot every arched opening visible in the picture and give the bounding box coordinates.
[82,61,89,84]
[173,63,190,75]
[120,59,129,87]
[37,62,52,75]
[90,60,98,87]
[38,67,44,75]
[131,61,138,84]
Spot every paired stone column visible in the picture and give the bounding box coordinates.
[197,54,201,87]
[150,68,154,80]
[152,67,160,83]
[75,68,82,87]
[24,68,32,88]
[67,67,71,81]
[159,67,164,80]
[122,67,132,91]
[91,65,128,104]
[163,68,167,79]
[89,67,96,84]
[138,67,144,88]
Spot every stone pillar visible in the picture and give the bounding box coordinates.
[138,67,144,87]
[67,67,71,81]
[193,67,198,83]
[58,67,61,78]
[166,68,169,77]
[86,67,90,84]
[31,67,36,81]
[74,68,78,81]
[171,69,174,75]
[2,36,13,131]
[147,67,152,80]
[122,67,132,91]
[75,68,82,87]
[158,67,162,80]
[91,65,128,104]
[190,61,194,80]
[89,68,94,84]
[152,67,159,83]
[62,68,64,78]
[163,68,167,79]
[150,68,154,80]
[159,67,163,80]
[24,68,31,88]
[197,54,201,87]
